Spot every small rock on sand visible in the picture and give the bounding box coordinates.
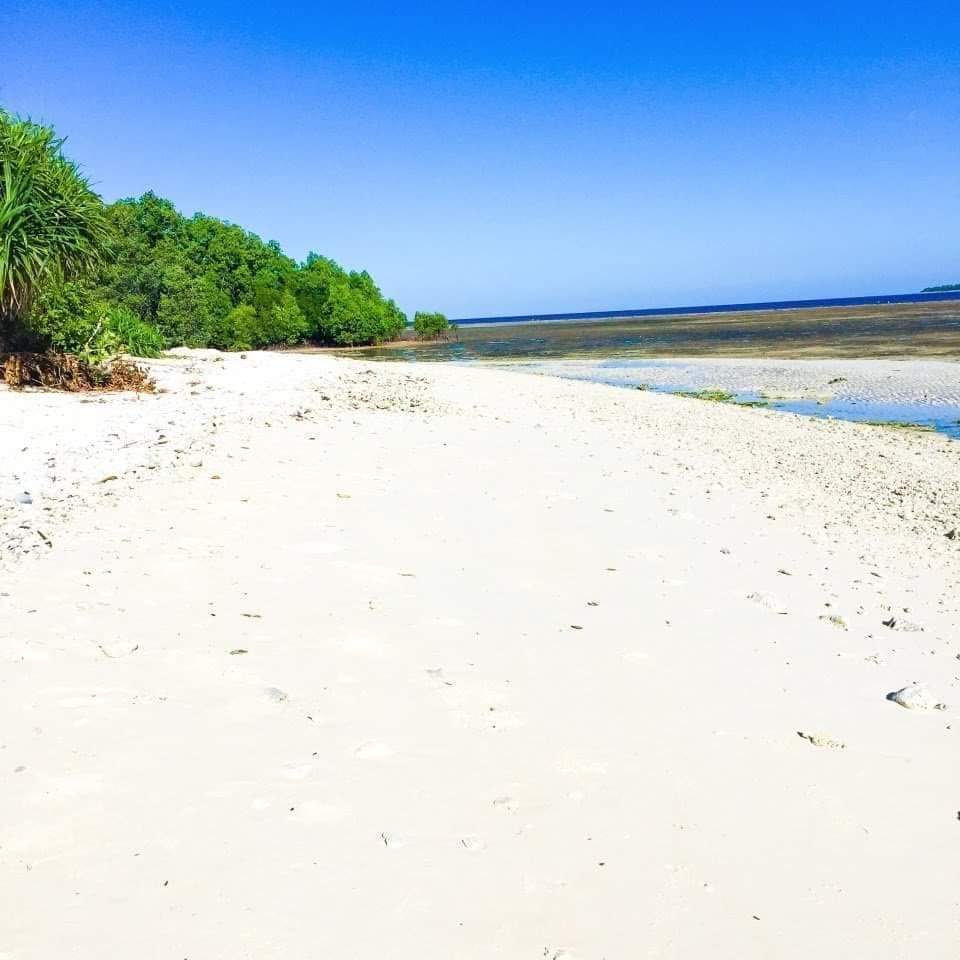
[886,683,948,712]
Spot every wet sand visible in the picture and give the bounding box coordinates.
[505,357,960,437]
[506,355,959,401]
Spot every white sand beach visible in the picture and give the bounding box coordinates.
[2,352,959,958]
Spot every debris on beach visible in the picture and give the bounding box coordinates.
[425,667,454,687]
[264,687,288,703]
[797,730,846,749]
[881,616,924,632]
[3,353,155,392]
[886,683,948,712]
[746,591,788,614]
[819,614,848,630]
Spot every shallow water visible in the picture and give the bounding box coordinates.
[766,397,960,438]
[518,358,960,440]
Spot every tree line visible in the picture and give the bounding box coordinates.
[1,109,447,359]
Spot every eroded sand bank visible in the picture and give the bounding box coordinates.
[2,352,959,958]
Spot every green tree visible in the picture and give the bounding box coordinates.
[0,110,111,349]
[267,291,309,345]
[219,304,258,351]
[413,311,450,340]
[155,267,231,347]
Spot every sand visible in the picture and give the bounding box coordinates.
[2,351,959,959]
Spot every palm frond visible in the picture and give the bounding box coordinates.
[0,109,110,336]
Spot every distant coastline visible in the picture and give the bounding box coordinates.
[453,290,960,327]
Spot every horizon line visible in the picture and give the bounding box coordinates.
[451,290,960,326]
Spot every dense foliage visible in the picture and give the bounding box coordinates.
[413,311,451,339]
[92,193,407,350]
[922,284,960,292]
[1,111,435,357]
[0,109,112,350]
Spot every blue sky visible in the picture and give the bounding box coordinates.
[4,1,959,317]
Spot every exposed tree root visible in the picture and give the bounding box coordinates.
[2,352,155,392]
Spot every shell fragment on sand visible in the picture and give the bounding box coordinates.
[797,730,846,749]
[886,683,948,712]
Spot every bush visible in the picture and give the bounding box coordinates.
[29,283,164,361]
[104,306,165,358]
[0,110,111,350]
[413,311,450,340]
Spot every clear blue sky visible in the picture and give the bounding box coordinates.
[4,1,959,317]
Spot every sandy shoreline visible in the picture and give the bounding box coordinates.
[2,352,959,958]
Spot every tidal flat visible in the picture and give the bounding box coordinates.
[330,300,960,435]
[342,298,960,362]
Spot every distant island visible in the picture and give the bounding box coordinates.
[922,283,960,292]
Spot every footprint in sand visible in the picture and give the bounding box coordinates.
[94,639,139,659]
[49,774,103,798]
[747,591,788,614]
[425,667,455,687]
[295,801,350,824]
[556,758,609,776]
[288,541,343,556]
[340,635,384,657]
[282,764,313,780]
[379,832,407,848]
[353,741,394,759]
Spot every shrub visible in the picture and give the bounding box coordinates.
[103,306,165,358]
[29,283,164,361]
[0,110,110,350]
[217,304,257,351]
[413,311,450,340]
